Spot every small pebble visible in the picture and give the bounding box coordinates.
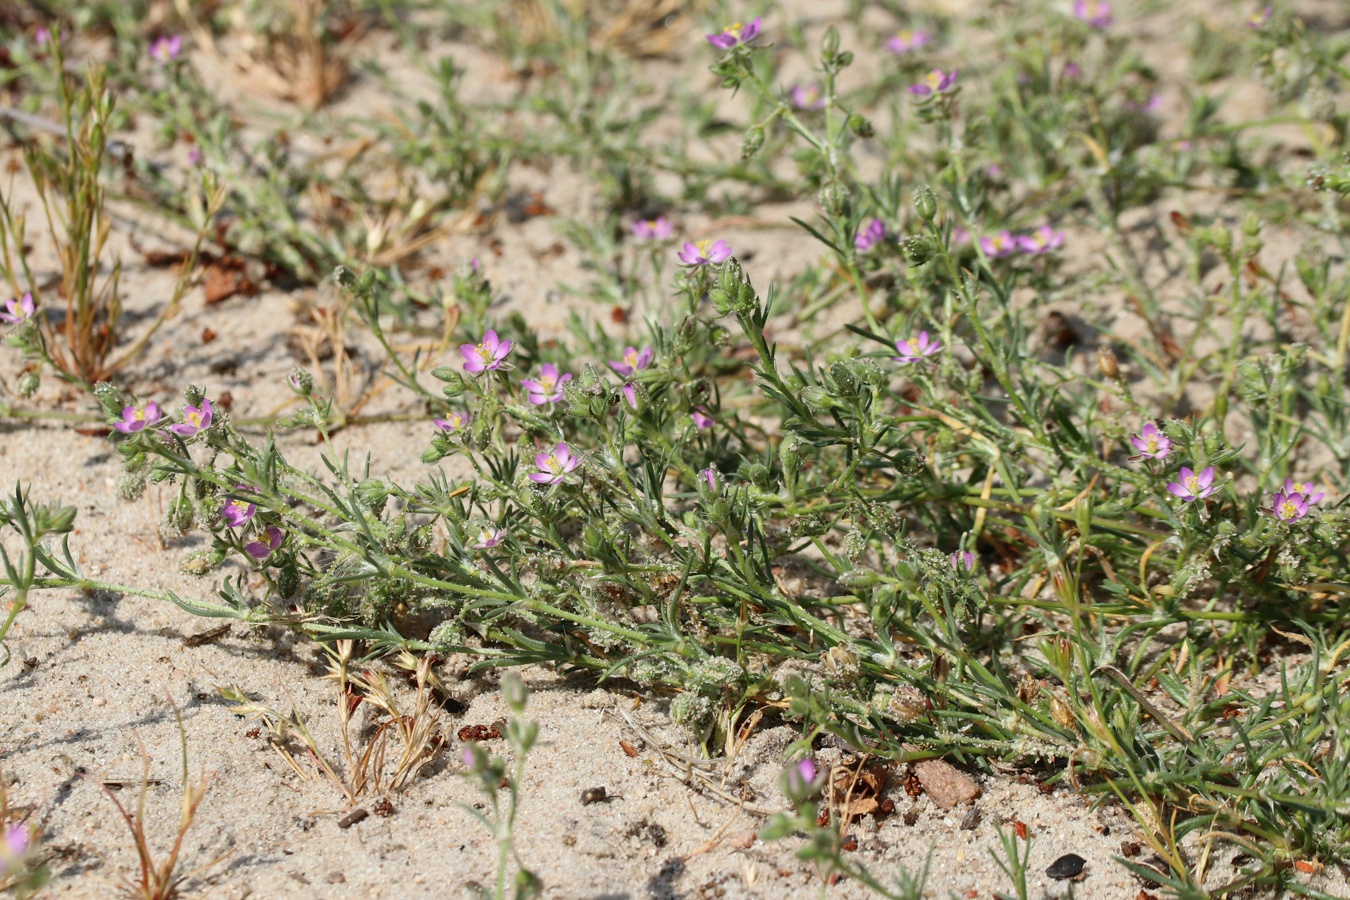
[580,787,607,805]
[337,808,368,829]
[1046,853,1087,880]
[92,698,106,707]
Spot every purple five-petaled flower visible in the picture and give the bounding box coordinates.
[887,29,933,54]
[610,345,653,377]
[435,410,470,433]
[150,34,182,63]
[692,408,714,430]
[950,550,975,572]
[1073,0,1112,28]
[706,18,761,50]
[1283,479,1325,506]
[113,402,163,434]
[460,329,512,373]
[1018,225,1064,254]
[521,363,572,405]
[790,83,825,110]
[1129,422,1172,460]
[1167,466,1218,502]
[892,331,942,364]
[169,397,213,437]
[0,292,34,324]
[1269,490,1311,523]
[1247,6,1272,29]
[908,68,958,96]
[245,526,284,560]
[472,526,507,549]
[529,442,581,485]
[221,487,257,528]
[677,239,732,267]
[632,218,673,241]
[856,218,887,253]
[980,230,1018,259]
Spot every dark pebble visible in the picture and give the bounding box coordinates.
[1046,853,1086,880]
[337,808,368,829]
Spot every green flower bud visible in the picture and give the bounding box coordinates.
[709,258,758,316]
[838,568,880,589]
[835,50,854,68]
[333,265,358,289]
[17,371,38,399]
[276,560,301,598]
[779,432,803,479]
[741,124,766,159]
[914,184,938,222]
[287,367,313,396]
[818,180,850,217]
[847,114,873,138]
[902,234,937,265]
[501,671,529,715]
[117,471,147,502]
[820,26,840,58]
[94,381,126,419]
[800,385,838,412]
[184,383,206,407]
[356,478,390,513]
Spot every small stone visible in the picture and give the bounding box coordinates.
[913,760,980,809]
[1046,853,1087,880]
[325,872,346,884]
[959,806,980,830]
[92,698,106,707]
[726,829,756,850]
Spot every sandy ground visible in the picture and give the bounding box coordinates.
[3,0,1350,897]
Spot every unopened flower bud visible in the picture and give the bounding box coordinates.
[710,258,758,315]
[779,432,803,479]
[846,114,873,138]
[820,26,840,58]
[741,124,766,159]
[818,180,850,217]
[17,371,38,399]
[800,385,838,412]
[781,758,819,803]
[914,184,938,222]
[901,234,936,265]
[288,367,313,396]
[1096,345,1120,380]
[94,381,125,418]
[838,567,880,589]
[501,671,529,714]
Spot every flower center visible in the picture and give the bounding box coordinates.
[907,338,920,353]
[926,70,943,89]
[131,408,146,421]
[475,342,492,362]
[1145,436,1158,453]
[539,375,555,391]
[695,239,711,256]
[898,30,913,43]
[546,455,561,473]
[1185,476,1199,492]
[725,22,743,37]
[478,528,495,543]
[1291,481,1310,494]
[624,350,639,367]
[185,410,201,427]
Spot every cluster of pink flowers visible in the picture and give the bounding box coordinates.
[112,397,214,438]
[216,484,284,560]
[1131,421,1328,521]
[980,225,1065,258]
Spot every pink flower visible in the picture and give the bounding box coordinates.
[950,550,975,572]
[892,331,942,364]
[472,526,507,549]
[701,466,718,491]
[791,83,825,110]
[1282,479,1325,506]
[460,329,512,373]
[855,218,887,252]
[1073,0,1112,28]
[149,34,182,63]
[609,345,654,377]
[621,383,639,410]
[950,227,971,245]
[1062,61,1082,80]
[245,526,284,560]
[187,147,204,166]
[4,822,29,858]
[887,29,933,54]
[980,230,1018,258]
[632,218,673,241]
[434,410,470,433]
[1167,466,1218,501]
[0,292,34,324]
[221,487,257,528]
[908,68,958,96]
[1017,225,1064,254]
[1129,422,1172,460]
[706,18,761,50]
[529,442,581,485]
[692,408,714,430]
[1247,6,1272,29]
[1268,490,1311,523]
[33,28,50,47]
[678,239,733,267]
[169,397,213,437]
[113,402,163,434]
[782,757,819,801]
[521,363,572,405]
